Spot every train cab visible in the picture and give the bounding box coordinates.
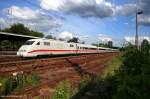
[17,39,42,57]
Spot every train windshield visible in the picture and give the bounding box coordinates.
[23,41,35,45]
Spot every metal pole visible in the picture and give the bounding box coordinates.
[135,12,138,49]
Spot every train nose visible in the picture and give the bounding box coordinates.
[17,49,26,56]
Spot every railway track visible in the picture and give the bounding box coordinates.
[0,52,115,63]
[0,56,23,63]
[0,53,117,77]
[16,53,118,98]
[0,53,113,76]
[1,52,118,98]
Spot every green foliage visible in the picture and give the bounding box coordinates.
[141,39,150,54]
[72,44,150,99]
[33,96,41,99]
[67,37,79,43]
[108,41,113,48]
[72,75,118,99]
[52,80,71,99]
[113,47,150,99]
[0,73,40,96]
[45,34,53,39]
[0,40,12,50]
[92,43,108,47]
[45,34,57,40]
[2,23,44,37]
[0,77,17,95]
[102,56,122,78]
[79,75,92,90]
[92,41,113,48]
[0,40,22,51]
[26,73,41,86]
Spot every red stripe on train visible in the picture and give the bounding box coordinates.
[28,49,97,53]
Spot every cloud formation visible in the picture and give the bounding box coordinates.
[40,0,150,26]
[138,0,150,26]
[2,6,63,33]
[4,6,39,20]
[124,36,150,44]
[58,31,73,39]
[98,34,112,42]
[40,0,137,18]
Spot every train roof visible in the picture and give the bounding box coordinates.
[27,38,99,48]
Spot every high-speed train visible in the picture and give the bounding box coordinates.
[17,38,117,57]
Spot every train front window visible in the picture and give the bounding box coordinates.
[36,42,40,45]
[23,41,35,45]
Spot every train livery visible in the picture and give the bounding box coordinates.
[17,38,117,57]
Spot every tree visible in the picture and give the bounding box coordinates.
[45,34,53,39]
[0,40,12,50]
[141,39,149,54]
[92,43,109,47]
[67,37,79,43]
[3,23,29,35]
[59,38,65,41]
[113,47,150,99]
[81,41,85,44]
[92,43,99,47]
[2,23,44,37]
[108,41,113,48]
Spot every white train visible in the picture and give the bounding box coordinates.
[17,38,117,57]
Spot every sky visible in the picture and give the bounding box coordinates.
[0,0,150,46]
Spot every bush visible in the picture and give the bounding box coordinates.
[0,77,17,96]
[112,48,150,99]
[0,73,41,97]
[72,46,150,99]
[26,73,41,86]
[52,80,71,99]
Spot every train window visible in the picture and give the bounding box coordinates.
[36,42,40,45]
[70,44,74,47]
[44,42,50,46]
[24,41,35,45]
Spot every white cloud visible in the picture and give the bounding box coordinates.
[40,0,63,11]
[39,0,150,26]
[78,35,89,40]
[4,6,39,20]
[124,37,135,44]
[40,0,114,18]
[124,36,150,44]
[40,0,139,18]
[58,31,73,39]
[0,17,11,29]
[2,6,63,33]
[114,4,136,16]
[139,15,150,26]
[98,34,112,42]
[136,0,150,26]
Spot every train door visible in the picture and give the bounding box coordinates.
[76,44,78,54]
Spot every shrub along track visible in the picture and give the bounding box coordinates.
[0,52,118,98]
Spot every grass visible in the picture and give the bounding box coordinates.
[52,80,71,99]
[51,55,123,99]
[102,55,122,78]
[0,73,41,96]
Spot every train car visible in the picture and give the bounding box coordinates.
[17,38,117,57]
[77,44,98,54]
